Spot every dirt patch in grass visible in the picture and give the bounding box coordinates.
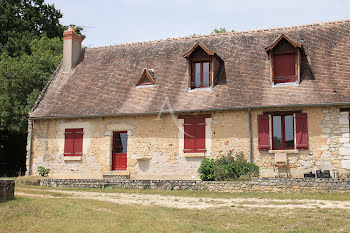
[15,183,350,201]
[16,186,350,210]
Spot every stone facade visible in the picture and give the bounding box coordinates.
[40,178,350,193]
[0,179,15,202]
[27,106,350,179]
[320,108,350,176]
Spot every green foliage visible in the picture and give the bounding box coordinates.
[197,158,216,181]
[37,166,50,177]
[0,0,65,56]
[0,36,63,132]
[212,27,235,34]
[0,0,86,176]
[198,151,259,181]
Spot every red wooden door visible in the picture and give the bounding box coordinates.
[112,131,127,170]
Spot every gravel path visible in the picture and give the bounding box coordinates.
[16,189,350,210]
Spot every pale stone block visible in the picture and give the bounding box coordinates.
[104,130,112,136]
[342,133,350,138]
[343,156,350,160]
[340,138,349,143]
[340,148,350,156]
[341,160,350,169]
[343,143,350,148]
[341,128,350,133]
[100,143,111,151]
[322,128,331,133]
[339,117,349,125]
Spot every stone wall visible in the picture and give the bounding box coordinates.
[28,106,350,179]
[0,179,15,202]
[320,108,350,177]
[40,178,350,192]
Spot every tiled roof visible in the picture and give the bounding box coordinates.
[30,20,350,119]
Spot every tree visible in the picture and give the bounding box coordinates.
[0,0,65,56]
[0,0,68,176]
[212,27,235,34]
[0,36,63,132]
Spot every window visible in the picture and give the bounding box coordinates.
[183,41,218,90]
[258,113,308,150]
[191,61,211,89]
[273,53,296,83]
[265,34,302,85]
[184,118,206,153]
[272,114,294,150]
[136,68,155,86]
[64,128,83,156]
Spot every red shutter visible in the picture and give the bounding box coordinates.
[73,128,83,156]
[274,53,296,83]
[194,118,206,152]
[296,113,308,149]
[258,114,270,150]
[64,128,83,156]
[184,118,206,153]
[184,119,195,153]
[64,129,74,156]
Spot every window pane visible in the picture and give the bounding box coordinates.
[113,132,127,153]
[273,116,282,149]
[203,62,209,87]
[195,63,201,87]
[120,132,128,153]
[284,115,294,148]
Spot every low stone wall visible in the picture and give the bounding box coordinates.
[0,179,15,202]
[203,178,350,192]
[39,177,350,192]
[39,178,201,190]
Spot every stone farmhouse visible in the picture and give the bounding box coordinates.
[27,20,350,180]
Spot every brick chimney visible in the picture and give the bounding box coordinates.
[63,25,82,72]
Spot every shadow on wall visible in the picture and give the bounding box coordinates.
[300,53,315,83]
[215,59,227,85]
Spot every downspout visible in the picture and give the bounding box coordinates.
[248,108,253,163]
[27,119,33,176]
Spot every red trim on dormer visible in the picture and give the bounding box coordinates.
[265,34,302,53]
[183,41,215,58]
[136,69,155,86]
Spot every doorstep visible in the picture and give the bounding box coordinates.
[103,170,130,179]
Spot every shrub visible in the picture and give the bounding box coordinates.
[37,166,50,177]
[198,151,259,181]
[197,158,216,181]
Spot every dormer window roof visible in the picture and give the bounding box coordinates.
[266,35,302,85]
[136,68,155,86]
[183,41,215,58]
[265,34,302,54]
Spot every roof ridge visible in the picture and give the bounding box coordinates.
[87,19,350,50]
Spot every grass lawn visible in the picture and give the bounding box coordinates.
[0,184,350,232]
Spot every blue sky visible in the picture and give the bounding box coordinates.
[46,0,350,48]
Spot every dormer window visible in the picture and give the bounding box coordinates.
[184,41,223,90]
[136,68,155,87]
[192,61,210,88]
[265,35,302,86]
